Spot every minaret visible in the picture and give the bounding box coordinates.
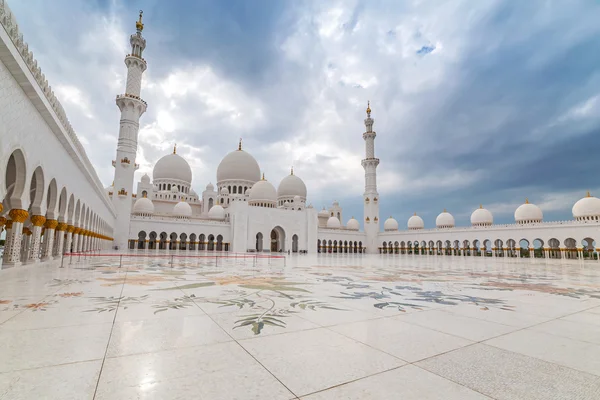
[111,11,148,250]
[361,101,380,253]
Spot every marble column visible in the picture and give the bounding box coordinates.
[54,223,66,256]
[21,227,32,263]
[3,209,28,267]
[72,228,80,253]
[28,215,46,263]
[64,226,74,254]
[41,219,57,261]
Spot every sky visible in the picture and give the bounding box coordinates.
[8,0,600,228]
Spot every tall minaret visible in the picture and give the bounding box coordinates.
[111,11,148,250]
[361,101,380,253]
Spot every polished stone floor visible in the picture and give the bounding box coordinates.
[1,252,600,399]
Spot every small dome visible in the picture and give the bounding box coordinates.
[318,208,329,218]
[221,187,229,195]
[572,192,600,220]
[217,148,261,183]
[408,213,424,230]
[293,195,302,204]
[514,199,543,224]
[245,188,251,196]
[206,182,214,191]
[133,197,154,215]
[436,210,455,228]
[190,189,198,196]
[141,174,151,184]
[347,217,359,230]
[471,205,493,226]
[173,201,192,217]
[327,216,341,229]
[208,204,225,220]
[332,200,340,207]
[249,177,277,205]
[384,216,399,231]
[171,185,179,193]
[153,152,192,183]
[278,170,307,199]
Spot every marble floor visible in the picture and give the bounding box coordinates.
[1,252,600,399]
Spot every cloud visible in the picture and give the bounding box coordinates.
[8,0,600,229]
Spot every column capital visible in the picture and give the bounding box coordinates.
[66,225,75,233]
[0,216,6,228]
[44,219,58,229]
[31,215,46,227]
[9,209,28,223]
[56,223,67,231]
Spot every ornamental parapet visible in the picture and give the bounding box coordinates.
[121,157,131,164]
[118,189,128,196]
[0,1,114,215]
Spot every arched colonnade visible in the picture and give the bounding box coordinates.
[1,149,114,267]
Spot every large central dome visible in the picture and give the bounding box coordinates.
[153,152,192,183]
[217,147,261,183]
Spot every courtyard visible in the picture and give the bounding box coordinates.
[1,252,599,399]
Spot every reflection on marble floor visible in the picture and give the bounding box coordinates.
[1,253,600,399]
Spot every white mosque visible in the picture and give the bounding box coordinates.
[98,12,600,258]
[1,8,600,267]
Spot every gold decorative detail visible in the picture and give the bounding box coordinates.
[31,215,46,227]
[413,212,417,216]
[443,208,447,213]
[525,198,529,204]
[374,216,379,222]
[366,100,371,117]
[23,227,32,235]
[374,197,378,202]
[0,216,6,228]
[121,157,131,164]
[586,191,591,197]
[173,143,177,154]
[238,138,242,150]
[44,219,58,229]
[132,194,137,198]
[0,203,2,213]
[5,220,13,229]
[118,188,128,196]
[262,173,265,180]
[66,225,75,233]
[136,10,144,31]
[479,204,483,209]
[73,228,81,235]
[366,217,370,222]
[365,197,370,203]
[9,209,28,223]
[56,223,67,231]
[143,192,147,198]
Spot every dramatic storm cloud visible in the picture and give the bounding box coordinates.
[9,0,600,227]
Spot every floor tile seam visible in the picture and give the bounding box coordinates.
[435,306,557,328]
[0,357,104,374]
[295,364,408,398]
[103,338,238,360]
[481,341,600,378]
[172,280,299,399]
[318,323,413,364]
[388,317,496,342]
[0,284,69,326]
[526,325,600,346]
[91,265,130,400]
[408,363,498,400]
[0,320,118,332]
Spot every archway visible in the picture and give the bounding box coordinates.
[292,234,299,252]
[208,234,215,251]
[270,226,285,252]
[216,235,223,251]
[199,234,206,250]
[137,231,147,249]
[159,232,167,250]
[4,149,27,210]
[149,231,157,249]
[256,232,263,252]
[189,233,197,250]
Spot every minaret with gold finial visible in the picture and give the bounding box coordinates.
[361,101,380,253]
[112,10,149,250]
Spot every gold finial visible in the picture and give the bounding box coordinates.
[525,198,529,204]
[586,191,591,197]
[238,138,242,150]
[143,192,147,198]
[173,143,177,154]
[413,212,417,216]
[111,180,114,186]
[443,208,447,213]
[291,166,294,175]
[262,173,265,180]
[479,204,483,209]
[366,100,371,117]
[136,10,144,32]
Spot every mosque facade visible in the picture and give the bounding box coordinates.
[111,14,600,258]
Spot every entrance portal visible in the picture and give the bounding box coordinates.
[270,226,285,252]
